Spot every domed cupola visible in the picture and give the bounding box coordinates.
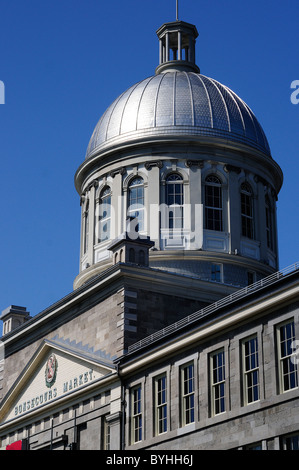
[74,15,283,291]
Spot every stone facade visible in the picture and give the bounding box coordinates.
[122,273,299,451]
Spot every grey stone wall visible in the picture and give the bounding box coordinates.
[125,302,299,450]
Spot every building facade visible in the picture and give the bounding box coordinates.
[0,16,298,451]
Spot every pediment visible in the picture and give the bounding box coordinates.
[0,337,117,424]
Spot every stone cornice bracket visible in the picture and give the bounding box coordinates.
[109,167,126,178]
[223,164,241,174]
[86,179,99,192]
[144,161,163,170]
[185,160,204,168]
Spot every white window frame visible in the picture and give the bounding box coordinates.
[242,335,260,405]
[282,433,299,450]
[240,182,254,239]
[127,176,145,233]
[165,173,184,230]
[131,384,143,444]
[154,373,168,436]
[277,319,298,393]
[180,362,195,427]
[210,349,226,416]
[102,416,110,450]
[98,186,112,243]
[204,175,223,232]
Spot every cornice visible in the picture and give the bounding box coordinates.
[118,274,299,375]
[75,136,283,195]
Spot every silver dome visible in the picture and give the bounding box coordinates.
[86,72,271,159]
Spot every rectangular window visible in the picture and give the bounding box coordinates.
[247,271,256,286]
[102,417,110,450]
[243,336,260,404]
[277,320,298,392]
[282,433,299,450]
[211,350,226,415]
[246,442,263,450]
[131,385,142,444]
[181,363,195,426]
[154,374,167,435]
[166,176,184,230]
[241,192,253,238]
[205,178,223,231]
[211,264,222,282]
[83,203,89,254]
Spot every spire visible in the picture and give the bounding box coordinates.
[155,19,200,74]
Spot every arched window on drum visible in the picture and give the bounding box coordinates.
[240,182,254,239]
[128,177,145,232]
[98,186,111,242]
[166,173,184,229]
[204,175,223,231]
[83,199,89,254]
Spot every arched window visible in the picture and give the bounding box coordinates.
[128,177,144,232]
[138,249,145,265]
[241,182,254,239]
[265,195,273,250]
[83,199,89,254]
[129,248,135,263]
[166,173,184,229]
[204,175,223,231]
[99,186,111,242]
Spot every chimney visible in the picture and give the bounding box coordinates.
[1,306,31,336]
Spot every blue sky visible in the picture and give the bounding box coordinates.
[0,0,298,318]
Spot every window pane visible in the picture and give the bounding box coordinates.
[284,434,299,450]
[181,363,195,426]
[132,386,142,443]
[244,336,260,404]
[279,321,298,392]
[241,184,254,239]
[211,350,225,415]
[128,177,144,232]
[205,176,223,231]
[156,375,167,435]
[166,174,184,230]
[99,188,111,242]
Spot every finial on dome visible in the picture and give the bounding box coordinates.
[176,0,179,21]
[155,19,200,74]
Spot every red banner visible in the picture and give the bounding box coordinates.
[6,439,27,450]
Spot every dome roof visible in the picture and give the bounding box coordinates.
[85,72,271,160]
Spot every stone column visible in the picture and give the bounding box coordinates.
[186,160,203,250]
[178,31,182,60]
[146,161,162,249]
[256,177,267,262]
[165,33,169,61]
[111,171,124,239]
[87,184,96,266]
[225,166,241,254]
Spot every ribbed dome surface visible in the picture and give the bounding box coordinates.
[86,72,271,159]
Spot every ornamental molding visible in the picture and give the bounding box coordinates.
[223,164,241,174]
[45,353,58,388]
[109,167,126,178]
[144,161,163,170]
[185,159,204,168]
